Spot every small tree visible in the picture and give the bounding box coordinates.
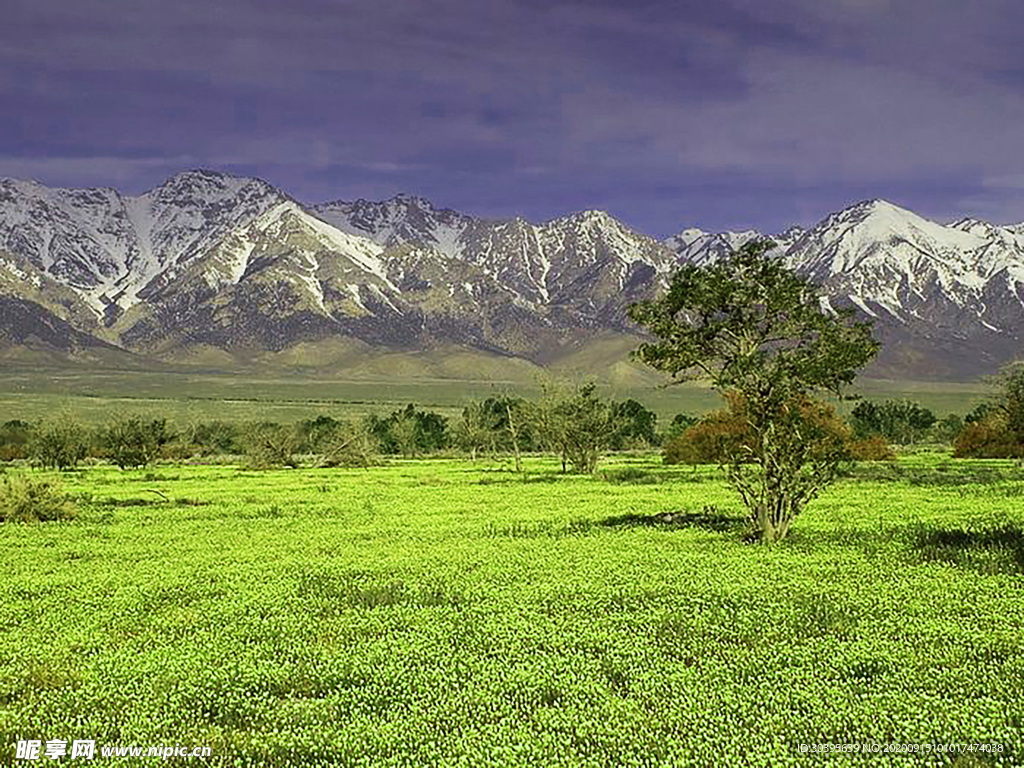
[662,412,699,444]
[954,362,1024,457]
[629,240,879,543]
[850,399,935,445]
[610,399,658,449]
[32,413,90,471]
[0,420,33,461]
[318,418,381,468]
[992,362,1024,443]
[103,415,171,469]
[532,381,620,474]
[455,400,498,460]
[389,407,421,458]
[245,423,299,469]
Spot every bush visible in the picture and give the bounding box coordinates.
[847,436,896,461]
[0,420,33,461]
[662,413,699,444]
[663,397,752,465]
[32,413,90,470]
[609,399,658,449]
[0,474,76,522]
[318,419,381,468]
[188,420,243,455]
[244,423,300,469]
[953,419,1024,459]
[850,399,936,444]
[367,405,450,457]
[103,415,172,469]
[663,393,857,465]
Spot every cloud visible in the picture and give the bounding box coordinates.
[1,0,1022,233]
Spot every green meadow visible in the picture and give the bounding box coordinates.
[1,454,1021,766]
[0,365,992,425]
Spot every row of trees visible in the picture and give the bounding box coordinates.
[0,386,663,472]
[3,388,1015,473]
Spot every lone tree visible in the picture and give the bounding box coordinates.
[628,240,879,543]
[532,380,621,474]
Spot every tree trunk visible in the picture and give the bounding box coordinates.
[505,402,522,472]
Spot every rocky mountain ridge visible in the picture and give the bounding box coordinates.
[0,170,1021,379]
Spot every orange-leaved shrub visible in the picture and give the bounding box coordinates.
[664,392,894,464]
[953,417,1024,458]
[846,435,896,461]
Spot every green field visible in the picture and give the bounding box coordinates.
[0,365,994,426]
[2,454,1022,766]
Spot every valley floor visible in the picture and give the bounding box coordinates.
[1,455,1022,766]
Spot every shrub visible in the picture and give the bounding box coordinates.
[609,399,658,449]
[188,420,243,455]
[0,420,33,461]
[103,415,172,469]
[0,474,76,522]
[367,405,450,457]
[531,382,620,474]
[662,396,753,465]
[32,413,90,470]
[664,393,856,466]
[850,399,936,444]
[847,436,896,461]
[244,423,300,469]
[953,419,1024,459]
[662,413,699,444]
[318,419,381,468]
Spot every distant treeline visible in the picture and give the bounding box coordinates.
[0,384,1018,472]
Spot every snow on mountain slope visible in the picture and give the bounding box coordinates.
[315,199,676,310]
[3,171,1024,377]
[312,194,473,257]
[0,170,285,320]
[664,228,763,265]
[785,200,1024,325]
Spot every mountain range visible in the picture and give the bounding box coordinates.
[1,169,1022,381]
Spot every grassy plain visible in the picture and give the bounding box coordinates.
[0,365,993,425]
[1,454,1022,766]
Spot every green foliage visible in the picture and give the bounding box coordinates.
[531,381,620,474]
[662,412,699,444]
[244,423,300,469]
[998,362,1024,442]
[850,399,936,444]
[184,420,243,455]
[0,473,76,522]
[0,420,32,461]
[954,363,1024,457]
[453,400,499,459]
[662,398,751,465]
[629,240,879,542]
[367,404,450,457]
[930,413,964,444]
[316,418,381,468]
[609,398,658,448]
[31,413,90,471]
[102,414,172,469]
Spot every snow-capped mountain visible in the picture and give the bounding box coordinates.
[1,170,1023,379]
[0,170,286,323]
[662,200,1024,376]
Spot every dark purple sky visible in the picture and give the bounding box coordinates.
[3,0,1023,236]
